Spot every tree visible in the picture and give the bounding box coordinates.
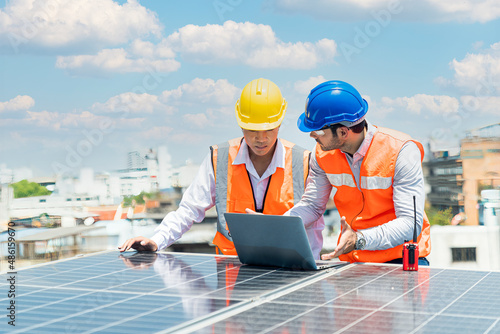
[122,191,156,207]
[426,206,453,226]
[10,180,52,198]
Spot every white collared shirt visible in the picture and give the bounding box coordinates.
[151,138,324,259]
[232,139,286,211]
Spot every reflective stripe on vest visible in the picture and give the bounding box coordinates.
[291,144,307,204]
[326,173,392,190]
[325,174,392,190]
[360,176,392,190]
[214,141,231,249]
[212,138,309,255]
[316,126,431,263]
[327,173,356,188]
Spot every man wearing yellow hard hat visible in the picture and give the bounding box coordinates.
[120,78,325,259]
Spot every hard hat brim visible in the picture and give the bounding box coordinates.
[297,112,321,132]
[236,114,284,131]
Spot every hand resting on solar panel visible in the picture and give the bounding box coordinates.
[119,236,158,252]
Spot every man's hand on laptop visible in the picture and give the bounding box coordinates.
[321,217,356,260]
[118,236,158,252]
[245,208,263,215]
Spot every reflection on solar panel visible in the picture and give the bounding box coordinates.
[1,251,499,333]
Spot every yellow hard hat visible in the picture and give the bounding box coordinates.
[235,78,287,131]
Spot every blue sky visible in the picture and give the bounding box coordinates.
[0,0,499,177]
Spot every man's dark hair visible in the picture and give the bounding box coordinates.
[330,119,366,137]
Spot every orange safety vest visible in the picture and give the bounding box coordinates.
[211,137,310,255]
[316,126,431,263]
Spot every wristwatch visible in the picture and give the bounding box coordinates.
[355,232,366,250]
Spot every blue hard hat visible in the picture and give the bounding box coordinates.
[297,80,368,132]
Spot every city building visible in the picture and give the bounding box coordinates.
[127,151,146,169]
[424,123,500,225]
[0,145,200,226]
[0,184,12,227]
[423,148,463,215]
[460,124,500,225]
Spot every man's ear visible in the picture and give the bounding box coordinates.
[340,126,349,138]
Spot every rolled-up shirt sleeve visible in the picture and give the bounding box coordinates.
[286,151,332,228]
[151,153,215,250]
[362,141,425,250]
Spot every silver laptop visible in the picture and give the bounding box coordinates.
[224,213,348,271]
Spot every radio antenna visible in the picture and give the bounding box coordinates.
[413,196,418,243]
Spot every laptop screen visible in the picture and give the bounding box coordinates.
[224,213,319,270]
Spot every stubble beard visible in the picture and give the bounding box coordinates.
[318,138,340,152]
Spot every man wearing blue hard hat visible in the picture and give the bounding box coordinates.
[291,80,431,264]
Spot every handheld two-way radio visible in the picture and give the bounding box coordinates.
[403,196,419,271]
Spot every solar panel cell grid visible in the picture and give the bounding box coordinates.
[0,251,499,333]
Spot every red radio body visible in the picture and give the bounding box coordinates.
[402,242,419,271]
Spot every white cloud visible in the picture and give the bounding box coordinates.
[129,39,176,59]
[380,94,460,115]
[0,0,162,52]
[141,126,174,140]
[83,78,239,138]
[183,113,210,128]
[89,78,239,132]
[26,110,60,129]
[271,0,500,23]
[294,75,327,94]
[165,21,337,69]
[26,110,144,130]
[206,106,234,117]
[0,95,35,111]
[168,132,212,145]
[161,78,240,106]
[428,0,500,23]
[55,20,338,74]
[56,46,180,74]
[363,95,393,120]
[436,42,500,95]
[460,95,500,115]
[92,92,174,114]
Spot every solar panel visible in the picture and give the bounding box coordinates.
[1,250,499,333]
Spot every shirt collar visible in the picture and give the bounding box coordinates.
[233,138,285,179]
